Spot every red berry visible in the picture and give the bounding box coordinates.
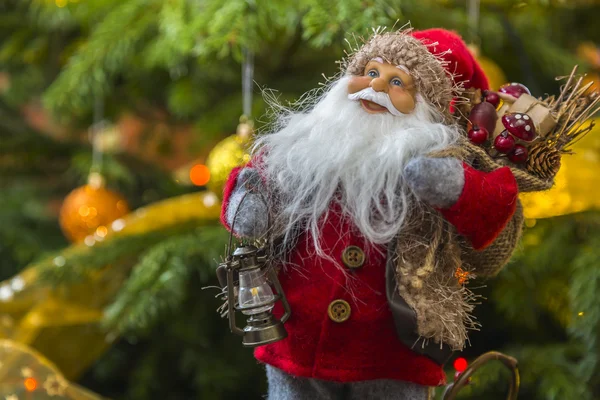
[468,126,488,144]
[494,132,516,153]
[468,102,498,134]
[508,144,529,163]
[483,91,500,108]
[499,83,531,99]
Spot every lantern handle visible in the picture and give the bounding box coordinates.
[267,266,291,324]
[442,351,519,400]
[226,267,244,336]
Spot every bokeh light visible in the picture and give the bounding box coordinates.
[190,164,211,186]
[453,357,468,373]
[24,377,38,391]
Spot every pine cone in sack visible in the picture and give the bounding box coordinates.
[526,143,561,180]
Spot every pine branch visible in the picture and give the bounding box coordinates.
[569,236,600,389]
[456,344,590,400]
[491,215,583,330]
[43,0,160,118]
[103,226,228,335]
[515,344,591,400]
[36,222,202,284]
[141,0,197,70]
[0,182,68,279]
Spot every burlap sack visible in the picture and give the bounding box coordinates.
[392,137,528,350]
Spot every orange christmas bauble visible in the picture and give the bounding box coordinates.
[59,174,130,243]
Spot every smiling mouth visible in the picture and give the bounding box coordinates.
[359,99,389,114]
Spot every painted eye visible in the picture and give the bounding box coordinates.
[391,78,403,87]
[367,69,379,78]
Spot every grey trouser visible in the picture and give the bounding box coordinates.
[266,366,433,400]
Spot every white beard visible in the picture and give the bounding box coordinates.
[254,76,459,256]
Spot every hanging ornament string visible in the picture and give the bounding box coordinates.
[241,48,255,120]
[89,94,105,185]
[467,0,481,45]
[465,0,507,90]
[204,47,255,196]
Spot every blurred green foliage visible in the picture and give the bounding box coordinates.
[442,212,600,400]
[2,0,598,133]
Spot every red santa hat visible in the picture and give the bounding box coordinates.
[411,28,489,91]
[346,27,489,122]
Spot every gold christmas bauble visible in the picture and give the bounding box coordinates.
[206,121,252,196]
[521,117,600,219]
[59,174,130,243]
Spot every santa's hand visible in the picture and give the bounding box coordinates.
[403,157,464,209]
[225,168,269,238]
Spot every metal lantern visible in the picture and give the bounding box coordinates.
[217,244,291,347]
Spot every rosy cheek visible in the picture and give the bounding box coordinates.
[347,76,371,94]
[389,87,416,113]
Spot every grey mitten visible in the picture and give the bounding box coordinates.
[225,168,269,238]
[404,157,465,209]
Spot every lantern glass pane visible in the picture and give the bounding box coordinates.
[238,269,275,315]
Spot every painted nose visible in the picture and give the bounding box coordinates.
[370,77,388,93]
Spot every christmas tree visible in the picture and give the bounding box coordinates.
[0,0,599,399]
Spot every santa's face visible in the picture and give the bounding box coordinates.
[347,59,417,115]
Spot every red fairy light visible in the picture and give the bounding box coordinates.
[453,357,468,373]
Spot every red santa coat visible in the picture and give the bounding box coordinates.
[221,162,518,385]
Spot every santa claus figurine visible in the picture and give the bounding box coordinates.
[221,28,523,400]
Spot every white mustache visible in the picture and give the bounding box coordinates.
[347,87,403,116]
